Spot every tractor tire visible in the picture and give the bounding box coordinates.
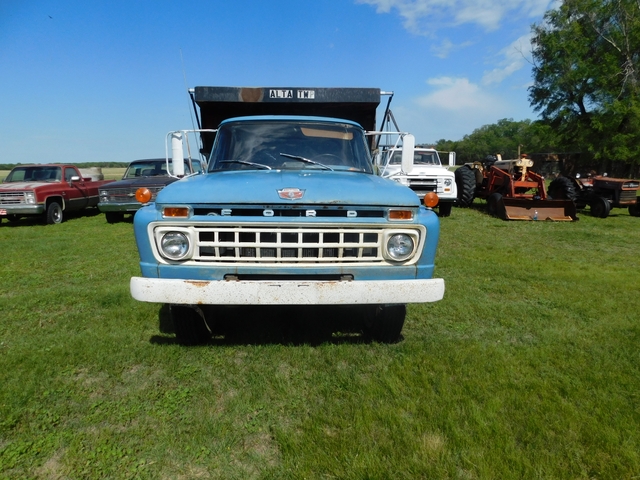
[590,197,611,218]
[438,202,452,217]
[548,176,578,202]
[629,202,640,217]
[363,305,406,343]
[171,305,211,345]
[455,166,476,207]
[46,202,63,224]
[486,192,506,219]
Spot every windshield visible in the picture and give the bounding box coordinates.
[208,120,373,173]
[5,166,62,182]
[123,160,192,178]
[390,150,440,166]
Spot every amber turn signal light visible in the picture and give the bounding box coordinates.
[423,192,439,208]
[163,207,189,218]
[389,210,413,220]
[135,187,152,204]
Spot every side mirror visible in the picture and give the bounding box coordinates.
[70,175,80,182]
[171,132,185,177]
[401,134,415,174]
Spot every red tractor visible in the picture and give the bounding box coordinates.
[548,173,640,218]
[455,155,577,221]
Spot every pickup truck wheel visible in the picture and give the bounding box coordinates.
[454,166,476,207]
[171,305,211,345]
[438,202,452,217]
[590,197,611,218]
[46,202,63,224]
[363,305,406,343]
[105,212,124,224]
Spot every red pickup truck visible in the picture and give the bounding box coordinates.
[0,164,114,225]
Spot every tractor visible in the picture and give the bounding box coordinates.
[548,173,640,218]
[455,154,577,221]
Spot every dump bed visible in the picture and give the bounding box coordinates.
[191,86,382,156]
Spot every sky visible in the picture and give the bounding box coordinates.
[0,0,556,164]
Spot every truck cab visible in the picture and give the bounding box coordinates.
[376,147,457,217]
[130,87,444,344]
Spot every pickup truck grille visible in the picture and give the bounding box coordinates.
[192,226,386,263]
[102,186,163,203]
[0,192,26,205]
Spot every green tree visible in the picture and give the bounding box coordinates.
[529,0,640,171]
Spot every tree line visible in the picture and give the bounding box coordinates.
[435,0,640,178]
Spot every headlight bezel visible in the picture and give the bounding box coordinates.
[383,230,420,262]
[154,227,193,261]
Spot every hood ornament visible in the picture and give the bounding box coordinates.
[277,187,305,200]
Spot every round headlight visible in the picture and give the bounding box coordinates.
[444,178,452,186]
[161,232,190,260]
[386,233,414,261]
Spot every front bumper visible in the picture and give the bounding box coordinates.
[130,277,445,305]
[0,205,45,215]
[98,202,142,213]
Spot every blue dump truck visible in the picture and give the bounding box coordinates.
[130,86,444,344]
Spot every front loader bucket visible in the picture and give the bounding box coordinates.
[500,198,577,221]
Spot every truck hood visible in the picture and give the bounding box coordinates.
[0,181,53,191]
[156,170,420,206]
[102,176,180,190]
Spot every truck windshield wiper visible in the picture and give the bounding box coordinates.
[219,160,272,170]
[280,153,334,171]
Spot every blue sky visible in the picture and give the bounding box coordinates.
[0,0,555,164]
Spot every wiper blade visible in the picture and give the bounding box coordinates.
[219,160,272,170]
[280,153,334,171]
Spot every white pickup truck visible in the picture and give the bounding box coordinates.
[376,147,457,217]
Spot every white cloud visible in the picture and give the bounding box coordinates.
[358,0,552,32]
[430,38,473,58]
[416,77,500,111]
[482,33,533,85]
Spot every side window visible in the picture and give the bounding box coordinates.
[65,169,76,182]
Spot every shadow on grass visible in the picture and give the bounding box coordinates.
[0,207,104,227]
[150,304,381,347]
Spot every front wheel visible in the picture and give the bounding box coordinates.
[629,202,640,217]
[363,304,406,343]
[46,202,63,224]
[438,202,452,217]
[171,305,211,345]
[486,192,506,219]
[590,197,611,218]
[105,212,124,224]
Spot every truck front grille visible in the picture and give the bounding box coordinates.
[0,192,26,205]
[102,186,163,203]
[192,226,385,263]
[620,190,638,203]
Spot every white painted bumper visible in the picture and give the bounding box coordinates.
[130,277,445,305]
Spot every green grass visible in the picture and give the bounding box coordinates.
[1,205,639,479]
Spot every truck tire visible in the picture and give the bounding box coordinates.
[455,166,476,207]
[629,202,640,217]
[438,202,452,217]
[590,197,611,218]
[363,304,406,343]
[105,212,124,224]
[171,305,211,345]
[548,176,577,201]
[46,202,63,224]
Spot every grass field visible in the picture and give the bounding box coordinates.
[1,204,639,478]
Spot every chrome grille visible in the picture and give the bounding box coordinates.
[193,226,384,263]
[101,186,163,203]
[0,192,26,205]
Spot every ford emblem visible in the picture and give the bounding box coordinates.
[277,187,305,200]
